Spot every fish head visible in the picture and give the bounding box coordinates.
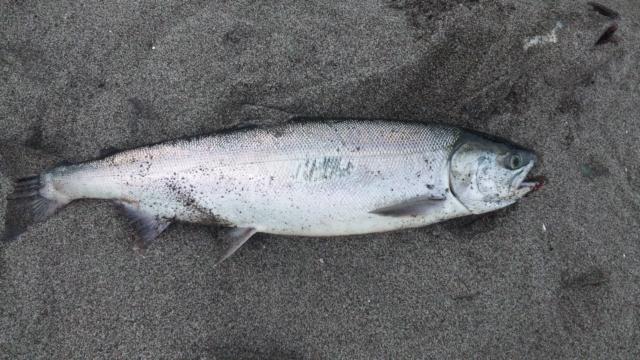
[449,131,541,214]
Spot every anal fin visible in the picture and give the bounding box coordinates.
[117,202,171,249]
[215,227,257,266]
[369,195,446,217]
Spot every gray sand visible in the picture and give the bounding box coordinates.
[1,0,639,358]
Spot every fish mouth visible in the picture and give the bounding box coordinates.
[518,175,545,192]
[513,162,544,197]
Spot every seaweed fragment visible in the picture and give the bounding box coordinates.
[595,23,618,46]
[587,2,620,19]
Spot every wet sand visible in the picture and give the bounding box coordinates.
[1,0,639,358]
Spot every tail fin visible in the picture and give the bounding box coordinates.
[3,175,65,241]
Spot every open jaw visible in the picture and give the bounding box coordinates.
[518,175,547,195]
[513,163,545,196]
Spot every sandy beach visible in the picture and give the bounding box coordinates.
[1,0,639,358]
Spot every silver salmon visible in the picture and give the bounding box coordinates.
[3,120,541,263]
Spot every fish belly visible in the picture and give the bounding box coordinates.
[179,151,469,236]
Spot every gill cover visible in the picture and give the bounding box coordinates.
[449,132,537,214]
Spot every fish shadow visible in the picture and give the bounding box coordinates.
[439,204,521,239]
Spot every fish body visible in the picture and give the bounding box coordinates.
[4,120,540,262]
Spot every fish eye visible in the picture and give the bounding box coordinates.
[506,154,524,170]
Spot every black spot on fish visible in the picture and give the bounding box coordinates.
[300,157,353,181]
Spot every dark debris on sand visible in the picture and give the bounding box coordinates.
[1,1,640,358]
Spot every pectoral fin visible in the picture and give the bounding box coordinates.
[369,195,446,217]
[215,227,257,266]
[117,202,171,249]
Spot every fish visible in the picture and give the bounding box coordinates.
[2,120,541,263]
